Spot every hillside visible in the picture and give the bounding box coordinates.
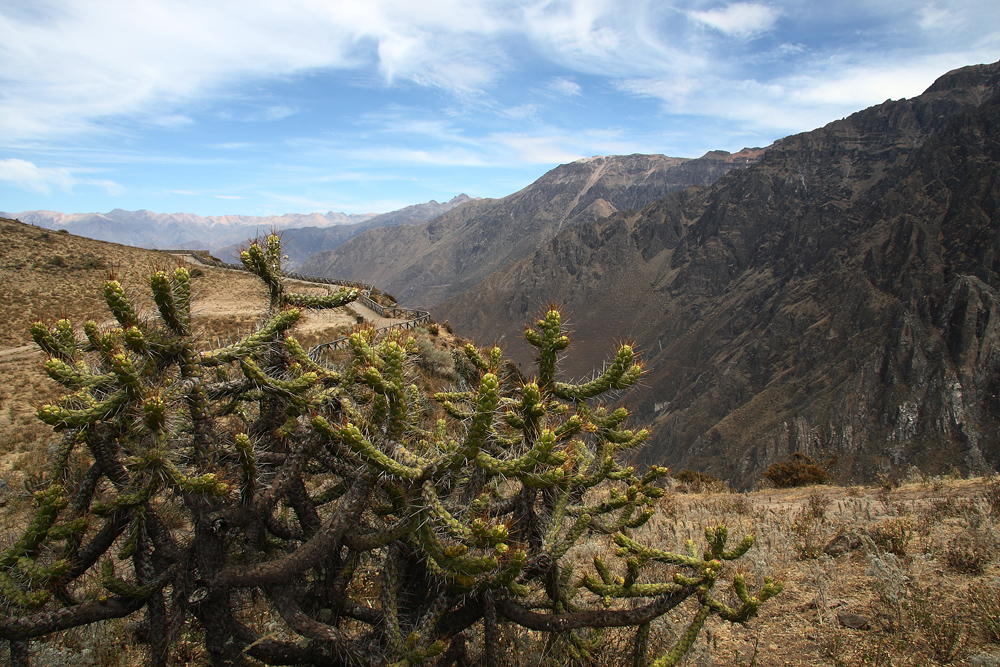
[213,194,475,267]
[434,61,1000,486]
[298,150,764,306]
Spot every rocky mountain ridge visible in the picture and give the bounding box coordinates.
[1,195,473,263]
[434,60,1000,486]
[298,149,764,306]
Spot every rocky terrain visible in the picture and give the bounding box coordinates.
[299,149,764,306]
[434,61,1000,486]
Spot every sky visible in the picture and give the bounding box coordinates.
[1,1,998,217]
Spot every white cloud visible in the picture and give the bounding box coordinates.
[544,77,583,97]
[1,0,998,166]
[501,104,539,120]
[86,179,125,196]
[617,54,990,134]
[217,106,296,122]
[0,158,76,193]
[0,0,518,141]
[687,3,779,38]
[490,134,585,164]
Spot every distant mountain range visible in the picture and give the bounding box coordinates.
[1,194,474,266]
[298,150,764,305]
[434,60,1000,485]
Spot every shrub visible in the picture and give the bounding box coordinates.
[983,477,1000,516]
[969,583,1000,642]
[869,518,913,558]
[762,453,834,488]
[426,321,440,335]
[944,530,992,574]
[0,235,781,666]
[443,320,454,334]
[673,469,728,493]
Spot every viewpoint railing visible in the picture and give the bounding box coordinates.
[181,253,431,358]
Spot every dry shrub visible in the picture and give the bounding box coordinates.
[968,583,1000,643]
[763,453,835,488]
[867,552,910,633]
[791,504,830,560]
[806,489,829,521]
[983,478,1000,516]
[708,493,754,516]
[443,320,454,334]
[944,529,992,574]
[910,585,971,664]
[869,518,913,558]
[673,469,728,494]
[426,321,440,335]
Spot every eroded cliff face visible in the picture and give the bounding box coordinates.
[297,150,763,307]
[435,61,1000,485]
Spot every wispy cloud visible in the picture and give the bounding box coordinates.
[2,0,998,215]
[3,0,997,146]
[544,77,583,97]
[687,3,780,38]
[0,158,75,193]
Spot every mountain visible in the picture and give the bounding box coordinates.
[0,197,474,263]
[0,208,378,252]
[213,194,476,267]
[434,61,1000,486]
[297,150,764,305]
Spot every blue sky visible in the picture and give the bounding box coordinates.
[1,0,998,217]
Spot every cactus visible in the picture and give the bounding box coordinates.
[1,235,780,666]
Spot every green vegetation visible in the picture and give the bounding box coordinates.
[0,235,779,666]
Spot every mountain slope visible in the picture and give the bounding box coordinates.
[215,194,475,267]
[298,150,763,306]
[434,61,1000,485]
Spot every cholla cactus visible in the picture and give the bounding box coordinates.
[0,235,780,667]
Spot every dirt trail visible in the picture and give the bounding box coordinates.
[0,256,411,357]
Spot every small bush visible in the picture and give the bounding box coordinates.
[46,254,66,268]
[944,530,991,574]
[763,453,834,488]
[791,512,827,560]
[910,586,970,664]
[869,518,913,558]
[673,469,728,493]
[415,338,454,377]
[968,583,1000,642]
[57,228,69,234]
[427,322,440,335]
[443,320,454,334]
[806,489,828,521]
[983,478,1000,516]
